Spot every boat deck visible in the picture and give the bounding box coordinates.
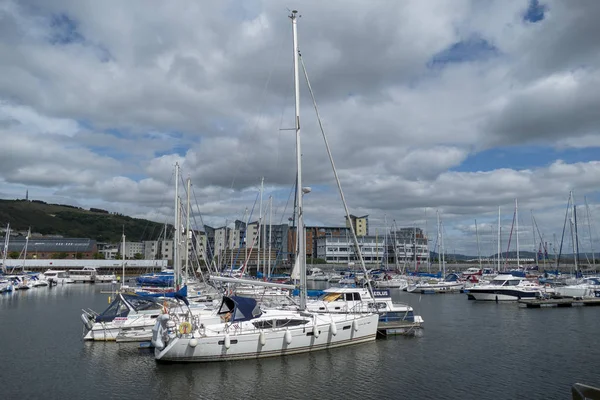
[518,297,600,308]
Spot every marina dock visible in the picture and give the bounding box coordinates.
[377,320,423,337]
[518,298,600,308]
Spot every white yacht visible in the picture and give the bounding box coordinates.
[42,269,74,285]
[467,274,548,301]
[554,277,600,299]
[151,11,379,363]
[305,287,423,334]
[69,266,97,283]
[306,267,329,281]
[374,275,409,289]
[152,295,378,362]
[406,273,465,294]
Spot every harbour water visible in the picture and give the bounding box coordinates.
[1,283,599,399]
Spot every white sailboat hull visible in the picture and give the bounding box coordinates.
[406,281,464,293]
[153,313,378,362]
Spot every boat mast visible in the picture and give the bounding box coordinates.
[290,10,307,309]
[573,193,580,274]
[585,196,596,267]
[437,210,441,273]
[268,196,273,278]
[475,219,482,270]
[1,223,9,274]
[174,162,180,290]
[185,176,191,286]
[515,198,520,268]
[440,217,446,277]
[497,206,501,272]
[22,227,30,270]
[258,177,264,276]
[121,228,126,289]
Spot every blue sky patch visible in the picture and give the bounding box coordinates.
[451,145,600,173]
[49,13,84,45]
[523,0,547,23]
[428,36,499,67]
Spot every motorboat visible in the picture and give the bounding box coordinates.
[306,267,329,281]
[304,287,423,334]
[406,273,465,294]
[42,269,74,285]
[69,266,97,283]
[467,274,549,301]
[373,274,409,290]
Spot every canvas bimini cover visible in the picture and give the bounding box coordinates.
[217,296,262,322]
[95,294,162,322]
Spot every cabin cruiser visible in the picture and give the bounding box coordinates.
[304,287,423,333]
[306,267,329,281]
[69,266,97,283]
[373,274,409,290]
[406,273,464,294]
[152,295,378,362]
[467,274,549,301]
[42,270,74,285]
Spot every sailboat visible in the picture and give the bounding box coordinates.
[151,11,378,362]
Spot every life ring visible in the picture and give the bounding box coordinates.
[178,321,193,335]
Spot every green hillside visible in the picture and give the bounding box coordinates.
[0,199,168,243]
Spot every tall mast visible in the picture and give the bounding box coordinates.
[290,10,306,309]
[437,211,441,273]
[515,198,520,268]
[440,218,445,276]
[121,228,126,289]
[185,176,191,286]
[475,219,482,269]
[1,223,9,274]
[258,177,264,276]
[531,210,536,264]
[585,196,596,267]
[573,194,580,273]
[268,196,273,278]
[174,162,180,290]
[497,206,501,271]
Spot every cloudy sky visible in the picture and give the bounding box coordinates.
[1,0,599,257]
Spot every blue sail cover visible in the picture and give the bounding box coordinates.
[135,285,188,299]
[445,273,460,282]
[136,272,174,287]
[218,296,262,322]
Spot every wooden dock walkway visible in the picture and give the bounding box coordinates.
[518,297,600,308]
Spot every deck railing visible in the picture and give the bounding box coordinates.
[572,383,600,400]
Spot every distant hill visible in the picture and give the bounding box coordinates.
[0,199,167,243]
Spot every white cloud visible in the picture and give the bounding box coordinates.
[0,0,598,255]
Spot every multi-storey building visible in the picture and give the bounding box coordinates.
[345,215,369,237]
[316,227,429,266]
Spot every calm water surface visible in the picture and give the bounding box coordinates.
[1,283,599,399]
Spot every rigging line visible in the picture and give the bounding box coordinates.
[300,54,374,298]
[229,31,288,191]
[557,193,572,268]
[504,208,516,269]
[190,184,219,274]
